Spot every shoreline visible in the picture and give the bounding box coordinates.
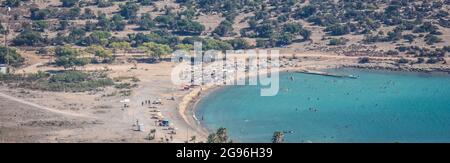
[177,60,450,142]
[177,66,320,142]
[3,53,450,142]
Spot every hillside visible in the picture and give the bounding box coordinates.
[0,0,450,68]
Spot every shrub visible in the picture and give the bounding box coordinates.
[0,46,24,66]
[424,34,442,45]
[426,57,439,64]
[12,30,46,46]
[328,38,347,45]
[358,57,370,64]
[416,57,425,64]
[397,57,409,64]
[119,2,139,19]
[61,0,79,7]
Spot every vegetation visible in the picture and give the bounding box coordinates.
[207,127,231,143]
[60,0,79,8]
[139,42,172,60]
[12,30,46,46]
[328,38,348,46]
[0,71,114,92]
[272,131,284,143]
[358,57,370,64]
[119,2,139,19]
[54,46,89,69]
[3,0,450,69]
[0,46,24,66]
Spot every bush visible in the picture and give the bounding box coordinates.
[227,39,251,50]
[50,71,88,83]
[426,57,439,64]
[2,0,21,7]
[0,46,24,66]
[386,50,399,55]
[174,19,205,35]
[30,8,53,20]
[1,71,114,92]
[424,34,442,45]
[325,24,350,36]
[96,0,113,8]
[54,46,89,69]
[138,14,156,30]
[61,0,79,7]
[12,30,46,46]
[295,5,316,19]
[416,57,425,64]
[328,38,347,45]
[213,20,233,37]
[397,57,409,64]
[46,71,114,92]
[358,57,370,64]
[119,2,139,19]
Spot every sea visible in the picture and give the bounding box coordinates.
[195,68,450,143]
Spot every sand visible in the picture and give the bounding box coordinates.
[1,52,450,142]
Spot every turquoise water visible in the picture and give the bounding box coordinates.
[195,69,450,143]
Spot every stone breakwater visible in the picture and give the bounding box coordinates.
[344,63,450,73]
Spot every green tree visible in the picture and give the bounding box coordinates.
[0,23,5,35]
[138,14,156,30]
[32,20,48,32]
[30,8,52,20]
[96,0,113,8]
[283,23,303,34]
[328,38,347,45]
[111,14,126,31]
[86,45,112,63]
[110,41,131,51]
[12,30,46,46]
[80,31,111,46]
[174,19,205,35]
[174,44,194,51]
[139,42,172,60]
[424,34,442,45]
[2,0,21,7]
[60,0,79,7]
[190,136,196,143]
[255,23,274,38]
[0,46,24,67]
[295,5,317,18]
[299,29,312,41]
[207,127,230,143]
[227,38,251,50]
[119,2,139,19]
[110,41,131,59]
[272,131,284,143]
[213,20,233,37]
[202,38,232,51]
[325,24,350,36]
[54,46,88,69]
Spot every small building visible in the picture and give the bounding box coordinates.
[0,64,8,74]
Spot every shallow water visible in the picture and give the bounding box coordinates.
[195,68,450,143]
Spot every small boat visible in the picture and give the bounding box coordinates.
[283,130,295,134]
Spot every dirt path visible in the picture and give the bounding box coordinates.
[0,92,94,119]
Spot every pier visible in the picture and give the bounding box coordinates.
[295,70,358,79]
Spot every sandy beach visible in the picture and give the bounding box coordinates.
[1,52,450,142]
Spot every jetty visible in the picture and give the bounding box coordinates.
[295,70,358,79]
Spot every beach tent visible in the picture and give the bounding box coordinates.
[120,99,130,103]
